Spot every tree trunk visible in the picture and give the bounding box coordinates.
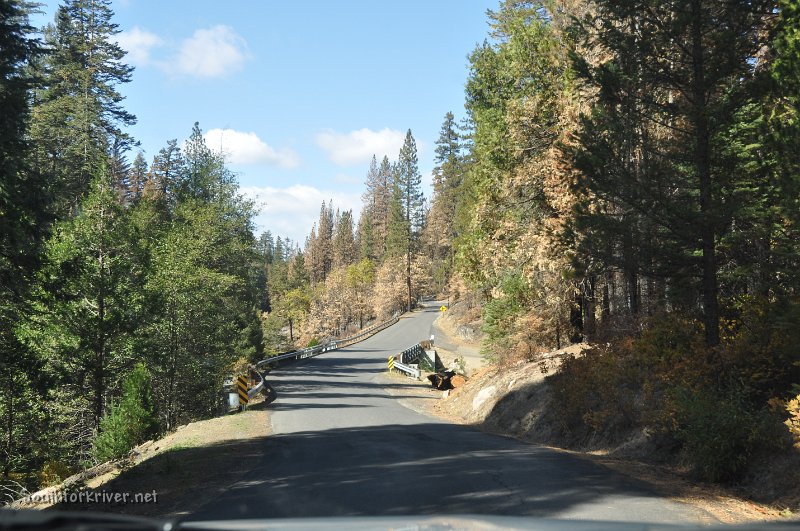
[94,214,107,430]
[406,248,412,313]
[555,318,562,350]
[602,272,611,321]
[570,287,584,343]
[3,369,13,479]
[691,0,719,347]
[584,276,597,339]
[623,226,639,316]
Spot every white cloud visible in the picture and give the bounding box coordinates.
[204,128,299,168]
[173,25,248,78]
[240,185,362,244]
[117,27,163,66]
[315,128,406,166]
[116,25,248,79]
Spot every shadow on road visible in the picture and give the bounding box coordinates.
[178,422,692,522]
[52,438,268,518]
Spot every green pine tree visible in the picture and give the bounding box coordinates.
[93,363,157,462]
[388,130,425,311]
[29,0,136,216]
[0,0,50,482]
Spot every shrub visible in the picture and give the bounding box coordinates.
[717,296,800,400]
[38,460,73,487]
[782,388,800,448]
[673,386,787,482]
[547,299,799,482]
[93,364,158,463]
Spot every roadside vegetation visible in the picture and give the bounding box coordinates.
[441,0,800,493]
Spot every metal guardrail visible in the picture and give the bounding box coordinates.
[398,344,423,365]
[391,360,421,379]
[388,343,429,379]
[247,367,265,400]
[225,316,401,411]
[254,315,401,370]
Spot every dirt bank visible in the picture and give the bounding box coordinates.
[12,399,270,519]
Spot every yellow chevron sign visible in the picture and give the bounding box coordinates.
[440,305,447,312]
[237,374,249,405]
[387,356,394,370]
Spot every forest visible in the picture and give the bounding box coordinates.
[2,0,800,502]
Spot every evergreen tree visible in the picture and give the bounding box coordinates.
[30,173,141,448]
[274,235,285,263]
[93,363,157,462]
[361,155,391,259]
[29,0,136,216]
[126,151,148,203]
[145,139,183,204]
[108,137,130,201]
[389,130,425,311]
[180,122,234,203]
[572,0,774,346]
[332,209,357,269]
[0,0,49,483]
[1,0,48,296]
[362,154,379,221]
[360,155,394,260]
[426,111,465,263]
[457,1,587,351]
[309,201,333,283]
[143,193,258,430]
[357,211,375,261]
[433,111,463,195]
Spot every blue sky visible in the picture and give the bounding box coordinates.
[34,1,497,243]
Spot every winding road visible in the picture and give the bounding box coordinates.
[186,303,711,524]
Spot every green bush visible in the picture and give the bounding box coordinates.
[673,386,787,482]
[93,363,158,463]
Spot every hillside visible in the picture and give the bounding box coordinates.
[12,402,269,519]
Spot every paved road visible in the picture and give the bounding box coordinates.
[187,303,710,524]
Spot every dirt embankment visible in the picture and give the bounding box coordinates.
[12,399,270,519]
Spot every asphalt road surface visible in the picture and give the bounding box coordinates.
[186,303,710,524]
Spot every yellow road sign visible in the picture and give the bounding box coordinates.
[237,374,249,405]
[440,305,447,312]
[387,356,394,370]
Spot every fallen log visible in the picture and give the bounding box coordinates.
[427,370,466,390]
[450,374,466,388]
[427,373,450,390]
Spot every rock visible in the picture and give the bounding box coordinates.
[472,385,496,411]
[456,325,476,341]
[442,390,451,399]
